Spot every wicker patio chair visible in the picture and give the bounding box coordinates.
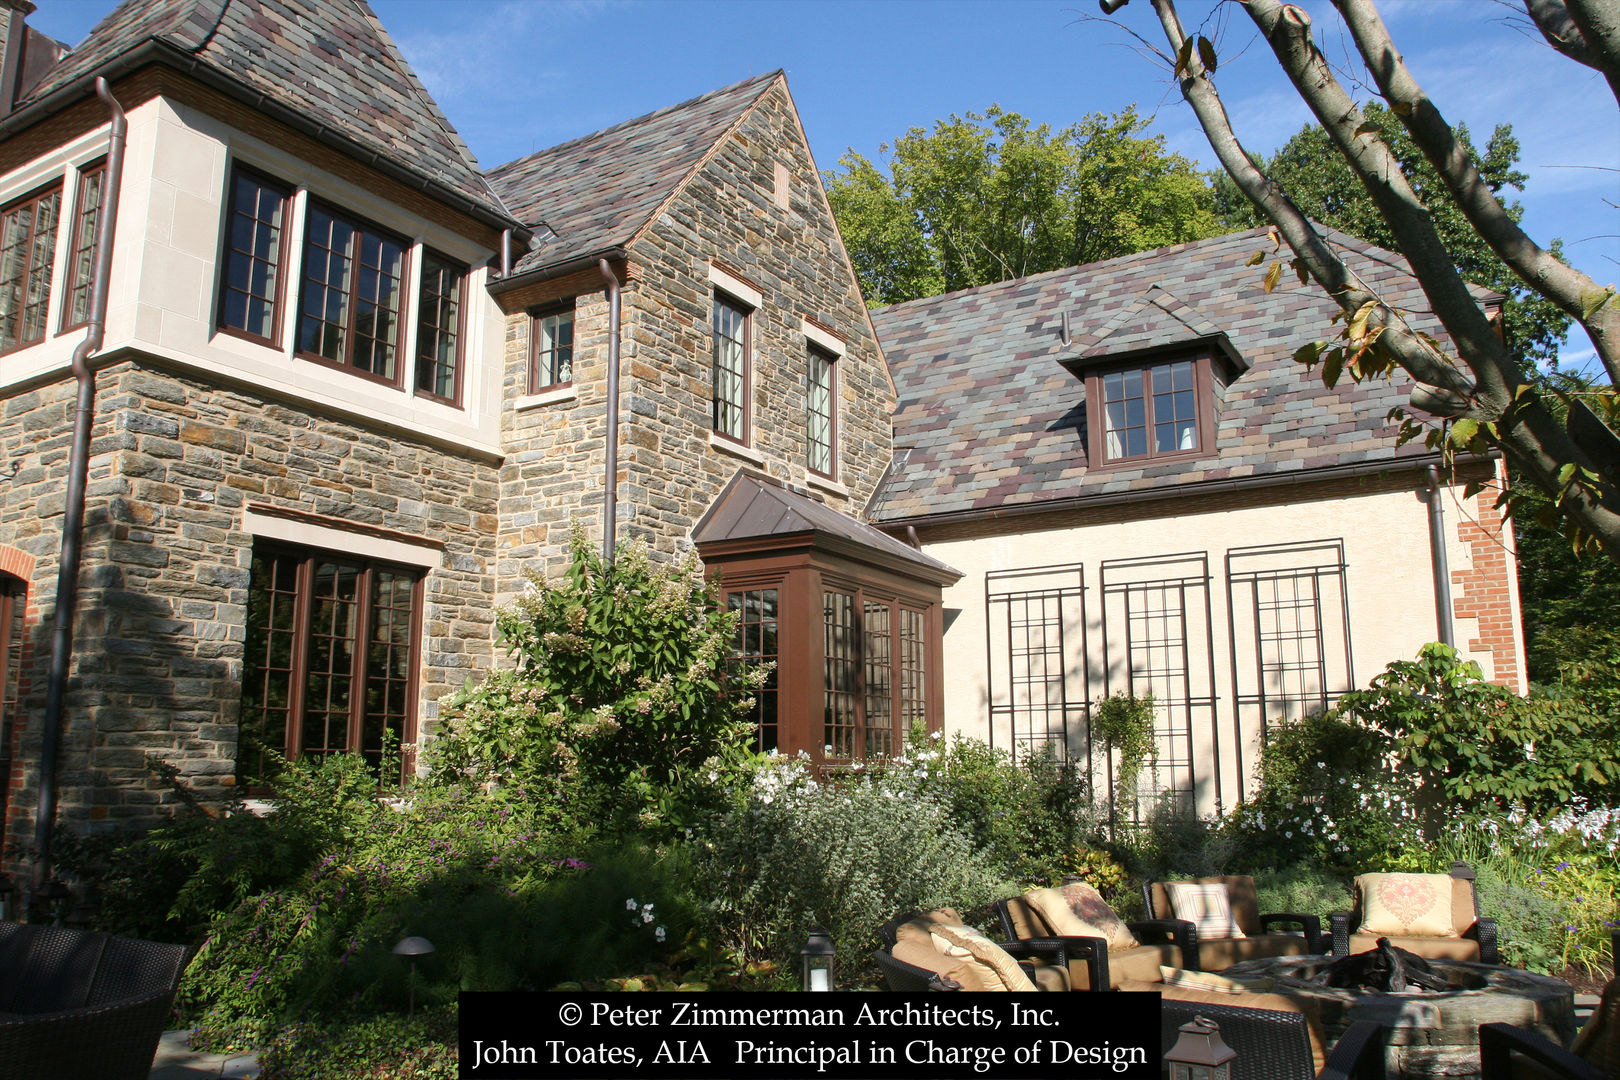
[1142,875,1326,971]
[1480,1020,1609,1080]
[1161,999,1386,1080]
[996,886,1189,989]
[1330,862,1499,965]
[0,920,191,1080]
[877,909,1099,991]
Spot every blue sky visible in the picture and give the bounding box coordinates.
[29,0,1620,373]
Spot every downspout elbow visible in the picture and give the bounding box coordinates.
[598,258,622,562]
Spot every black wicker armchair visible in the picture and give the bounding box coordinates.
[1161,999,1386,1080]
[1329,862,1499,965]
[876,910,1107,992]
[995,892,1189,989]
[0,920,191,1080]
[1142,875,1326,971]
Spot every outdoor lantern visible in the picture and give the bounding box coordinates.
[801,928,836,991]
[1165,1015,1236,1080]
[392,935,435,1015]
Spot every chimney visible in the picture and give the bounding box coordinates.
[1,2,69,119]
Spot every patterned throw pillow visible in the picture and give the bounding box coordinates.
[1159,966,1274,994]
[1168,882,1247,940]
[1024,883,1139,952]
[927,922,1037,992]
[1357,873,1459,937]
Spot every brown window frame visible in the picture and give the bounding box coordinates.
[806,343,837,479]
[725,582,783,754]
[215,165,293,349]
[0,180,64,357]
[528,299,575,393]
[295,199,411,389]
[1084,352,1215,468]
[712,290,752,446]
[238,543,424,788]
[59,159,106,335]
[414,248,467,406]
[820,575,931,763]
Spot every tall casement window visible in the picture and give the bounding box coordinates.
[0,183,62,354]
[217,168,290,344]
[712,293,750,443]
[530,302,574,391]
[61,162,106,332]
[415,251,465,402]
[1086,354,1213,466]
[726,587,780,752]
[298,203,408,382]
[822,586,929,760]
[806,344,836,477]
[0,574,26,847]
[239,545,423,786]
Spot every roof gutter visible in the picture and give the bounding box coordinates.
[34,76,124,896]
[874,452,1483,534]
[0,39,524,237]
[487,246,629,297]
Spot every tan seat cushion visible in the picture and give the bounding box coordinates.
[891,935,988,991]
[1023,884,1139,951]
[1344,934,1481,962]
[1071,942,1180,990]
[1356,873,1459,937]
[1160,966,1275,994]
[895,914,1035,992]
[1195,934,1315,971]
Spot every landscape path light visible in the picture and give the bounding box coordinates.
[393,935,435,1015]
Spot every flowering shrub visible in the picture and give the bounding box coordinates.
[426,528,766,835]
[255,1006,458,1080]
[695,754,1015,975]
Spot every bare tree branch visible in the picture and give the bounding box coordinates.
[1338,0,1620,385]
[1525,0,1620,102]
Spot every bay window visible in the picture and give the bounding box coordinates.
[297,203,408,382]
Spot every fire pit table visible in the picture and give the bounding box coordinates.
[1221,954,1576,1080]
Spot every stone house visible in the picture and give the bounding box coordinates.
[0,0,954,874]
[0,0,1524,874]
[864,229,1525,817]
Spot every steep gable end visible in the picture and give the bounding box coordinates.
[19,0,509,223]
[487,71,781,280]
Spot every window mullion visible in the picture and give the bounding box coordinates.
[341,227,360,370]
[286,556,314,759]
[348,565,374,754]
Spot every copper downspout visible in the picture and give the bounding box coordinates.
[1426,465,1456,647]
[34,77,124,890]
[598,258,621,562]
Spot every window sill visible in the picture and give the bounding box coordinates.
[515,385,578,410]
[710,432,766,467]
[806,473,848,498]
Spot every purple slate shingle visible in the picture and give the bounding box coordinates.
[487,72,781,279]
[20,0,511,224]
[869,226,1496,524]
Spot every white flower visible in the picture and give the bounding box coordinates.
[642,910,655,924]
[625,898,637,911]
[655,926,666,942]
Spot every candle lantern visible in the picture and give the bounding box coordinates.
[800,928,836,992]
[1165,1015,1236,1080]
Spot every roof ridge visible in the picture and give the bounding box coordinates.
[488,69,782,181]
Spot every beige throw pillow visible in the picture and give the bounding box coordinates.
[1168,882,1247,940]
[1159,965,1274,994]
[1357,873,1459,937]
[1024,883,1139,952]
[927,922,1037,992]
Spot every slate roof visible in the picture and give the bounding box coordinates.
[869,226,1488,524]
[694,471,961,584]
[487,72,782,280]
[18,0,511,225]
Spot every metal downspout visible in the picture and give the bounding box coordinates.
[34,77,125,891]
[598,259,621,562]
[1426,466,1456,647]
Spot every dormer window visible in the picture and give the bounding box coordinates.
[1084,353,1214,466]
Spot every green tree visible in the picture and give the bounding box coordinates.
[1212,104,1571,374]
[825,105,1220,306]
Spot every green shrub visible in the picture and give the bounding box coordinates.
[256,1005,457,1080]
[425,528,764,836]
[1250,866,1352,924]
[695,755,1016,975]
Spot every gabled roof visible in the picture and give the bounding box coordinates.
[869,226,1489,524]
[487,72,782,282]
[694,471,961,585]
[17,0,513,227]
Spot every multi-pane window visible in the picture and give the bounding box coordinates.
[61,162,106,332]
[727,588,779,752]
[712,294,749,442]
[298,204,407,381]
[900,609,928,733]
[218,169,290,343]
[1099,359,1201,461]
[807,345,835,476]
[0,184,62,353]
[821,587,927,760]
[415,251,464,402]
[823,590,858,757]
[239,546,422,785]
[530,304,574,390]
[863,601,893,757]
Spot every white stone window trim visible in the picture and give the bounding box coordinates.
[800,319,845,357]
[709,431,767,467]
[515,384,579,410]
[806,473,849,498]
[242,508,444,570]
[707,262,762,310]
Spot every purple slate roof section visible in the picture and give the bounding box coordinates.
[20,0,510,223]
[487,72,781,279]
[694,471,960,583]
[869,226,1482,524]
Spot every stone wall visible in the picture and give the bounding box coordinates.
[0,361,499,845]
